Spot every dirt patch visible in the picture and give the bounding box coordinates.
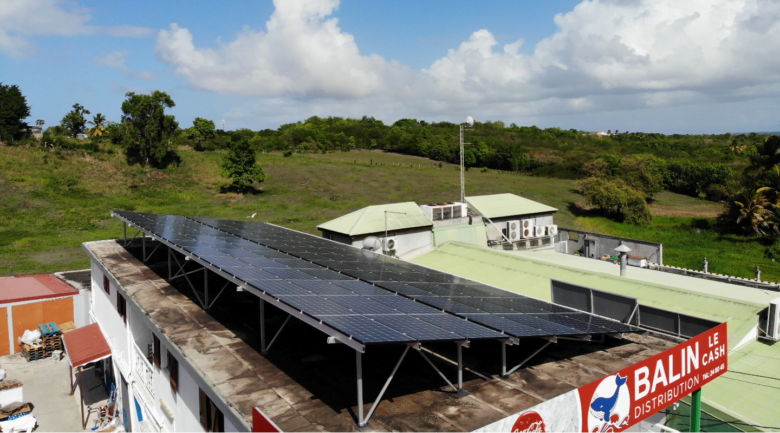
[32,248,81,265]
[649,203,722,218]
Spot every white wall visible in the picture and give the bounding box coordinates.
[73,290,91,328]
[90,258,244,432]
[351,230,433,258]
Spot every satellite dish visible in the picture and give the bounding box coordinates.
[464,116,474,127]
[362,236,382,251]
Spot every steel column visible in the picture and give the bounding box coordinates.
[260,299,266,353]
[123,222,127,245]
[204,268,209,307]
[501,341,507,377]
[142,232,146,259]
[167,247,171,280]
[456,343,468,397]
[356,351,365,429]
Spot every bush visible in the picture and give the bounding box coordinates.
[283,149,293,157]
[577,177,653,225]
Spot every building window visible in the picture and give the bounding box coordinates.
[199,388,224,432]
[167,351,178,394]
[117,292,126,324]
[152,334,161,369]
[103,275,110,294]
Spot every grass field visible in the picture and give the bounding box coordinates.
[1,145,777,282]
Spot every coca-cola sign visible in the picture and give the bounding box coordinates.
[511,411,546,432]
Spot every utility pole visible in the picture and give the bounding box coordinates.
[460,116,474,203]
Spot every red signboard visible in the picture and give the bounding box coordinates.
[253,407,281,432]
[577,322,728,432]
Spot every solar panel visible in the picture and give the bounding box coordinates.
[318,316,415,344]
[411,315,506,340]
[114,211,642,344]
[325,297,400,315]
[369,315,464,341]
[368,296,444,314]
[330,280,394,296]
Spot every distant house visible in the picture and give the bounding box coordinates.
[28,126,43,140]
[75,133,88,140]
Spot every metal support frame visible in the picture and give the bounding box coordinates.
[142,235,164,263]
[124,228,141,247]
[170,249,206,308]
[501,340,555,378]
[262,314,291,354]
[355,346,411,430]
[416,348,459,394]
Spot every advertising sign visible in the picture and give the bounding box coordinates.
[253,407,281,432]
[474,322,728,432]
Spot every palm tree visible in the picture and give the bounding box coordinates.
[87,113,108,138]
[734,187,774,235]
[744,136,780,178]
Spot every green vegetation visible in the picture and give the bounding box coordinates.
[0,83,31,143]
[1,146,777,281]
[60,103,90,137]
[117,91,179,167]
[221,139,266,193]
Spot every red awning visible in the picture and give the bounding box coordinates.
[62,323,112,368]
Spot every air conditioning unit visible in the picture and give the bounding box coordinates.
[534,226,546,237]
[521,219,534,239]
[766,298,780,341]
[547,225,558,236]
[507,221,520,241]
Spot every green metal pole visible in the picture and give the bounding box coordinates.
[691,388,702,432]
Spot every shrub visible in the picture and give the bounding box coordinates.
[577,177,653,225]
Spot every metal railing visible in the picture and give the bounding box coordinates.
[133,344,155,398]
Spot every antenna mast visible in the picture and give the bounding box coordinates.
[460,116,474,203]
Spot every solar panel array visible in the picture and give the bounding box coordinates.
[113,211,640,346]
[189,216,639,338]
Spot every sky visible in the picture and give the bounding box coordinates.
[2,0,779,134]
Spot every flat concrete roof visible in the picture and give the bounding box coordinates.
[84,239,670,432]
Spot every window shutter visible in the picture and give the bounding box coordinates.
[103,275,110,294]
[199,388,208,430]
[168,352,178,394]
[153,334,161,369]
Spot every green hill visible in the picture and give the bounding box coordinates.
[0,145,775,282]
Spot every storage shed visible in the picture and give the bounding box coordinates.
[0,275,79,356]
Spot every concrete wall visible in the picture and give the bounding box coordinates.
[558,228,663,264]
[349,229,433,258]
[90,259,240,432]
[485,213,555,242]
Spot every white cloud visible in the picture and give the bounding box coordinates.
[94,51,127,71]
[94,50,155,80]
[155,0,386,98]
[0,0,154,56]
[155,0,780,124]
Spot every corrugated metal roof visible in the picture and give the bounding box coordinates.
[317,202,432,237]
[703,340,780,431]
[411,242,780,429]
[432,223,488,248]
[466,193,557,219]
[411,243,765,349]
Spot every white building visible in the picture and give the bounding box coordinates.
[84,242,244,432]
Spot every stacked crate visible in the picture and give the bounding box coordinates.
[20,322,62,361]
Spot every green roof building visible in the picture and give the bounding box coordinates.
[412,242,779,431]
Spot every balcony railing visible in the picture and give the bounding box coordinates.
[133,344,154,398]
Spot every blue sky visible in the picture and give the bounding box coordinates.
[2,0,779,134]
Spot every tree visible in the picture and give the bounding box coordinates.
[734,187,775,236]
[619,155,664,199]
[0,83,31,143]
[35,119,44,127]
[87,113,108,138]
[119,91,179,167]
[188,117,216,151]
[60,103,90,136]
[577,177,653,225]
[221,139,266,192]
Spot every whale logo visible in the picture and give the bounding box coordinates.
[590,374,627,423]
